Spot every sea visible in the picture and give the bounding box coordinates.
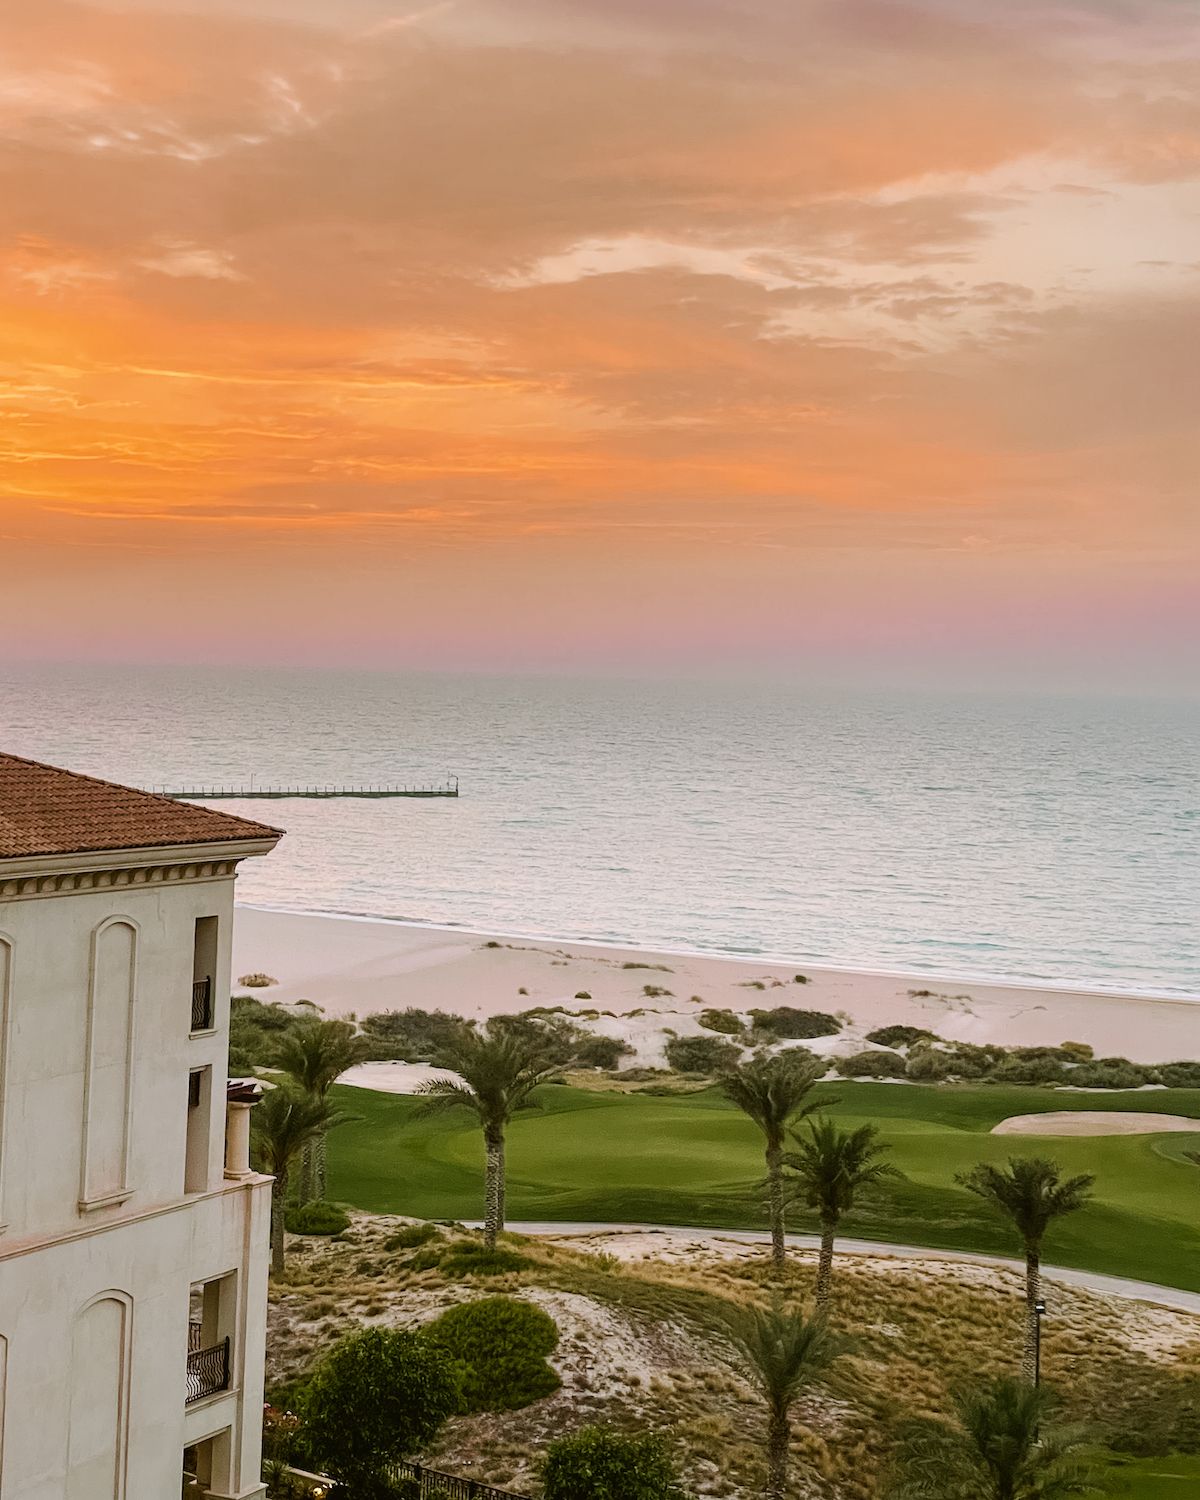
[2,663,1197,997]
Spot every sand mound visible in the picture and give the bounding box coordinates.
[992,1111,1200,1136]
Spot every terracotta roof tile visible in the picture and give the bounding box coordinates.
[0,752,283,861]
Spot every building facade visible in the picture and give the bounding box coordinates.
[0,754,282,1499]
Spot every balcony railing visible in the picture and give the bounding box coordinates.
[186,1335,230,1403]
[191,977,213,1031]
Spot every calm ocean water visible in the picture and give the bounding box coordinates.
[2,664,1197,996]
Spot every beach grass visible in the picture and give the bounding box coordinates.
[325,1079,1200,1291]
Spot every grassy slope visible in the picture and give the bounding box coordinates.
[1105,1456,1200,1497]
[326,1080,1200,1289]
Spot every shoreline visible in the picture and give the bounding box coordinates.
[236,902,1200,1005]
[231,904,1200,1070]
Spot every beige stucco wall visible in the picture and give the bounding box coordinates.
[0,842,276,1500]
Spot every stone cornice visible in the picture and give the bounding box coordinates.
[0,854,245,902]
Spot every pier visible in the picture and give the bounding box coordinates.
[158,779,459,801]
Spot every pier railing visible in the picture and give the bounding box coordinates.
[155,779,459,801]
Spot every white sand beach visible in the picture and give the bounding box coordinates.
[233,906,1200,1070]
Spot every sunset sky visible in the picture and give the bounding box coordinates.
[2,0,1198,685]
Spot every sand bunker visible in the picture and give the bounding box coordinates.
[992,1111,1200,1137]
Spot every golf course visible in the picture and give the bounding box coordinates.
[326,1079,1200,1291]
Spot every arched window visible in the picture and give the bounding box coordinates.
[67,1292,132,1500]
[80,920,138,1209]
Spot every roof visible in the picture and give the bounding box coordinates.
[0,752,283,861]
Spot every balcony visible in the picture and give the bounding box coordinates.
[191,976,213,1032]
[186,1328,230,1403]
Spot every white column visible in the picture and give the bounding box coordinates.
[224,1102,254,1179]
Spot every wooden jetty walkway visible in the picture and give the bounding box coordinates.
[158,778,458,801]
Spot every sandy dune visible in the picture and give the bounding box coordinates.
[992,1111,1200,1136]
[233,905,1200,1067]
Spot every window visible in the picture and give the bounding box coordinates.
[184,1068,212,1193]
[191,917,218,1033]
[185,1275,236,1404]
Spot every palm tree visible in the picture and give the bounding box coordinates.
[955,1157,1094,1383]
[784,1117,899,1312]
[252,1083,348,1274]
[721,1051,825,1274]
[276,1019,368,1203]
[732,1299,841,1500]
[417,1021,561,1249]
[888,1376,1104,1499]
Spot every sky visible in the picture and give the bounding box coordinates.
[1,0,1198,687]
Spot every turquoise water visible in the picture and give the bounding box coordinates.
[2,664,1197,995]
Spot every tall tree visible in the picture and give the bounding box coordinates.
[252,1083,348,1274]
[732,1300,841,1500]
[955,1157,1094,1383]
[721,1051,825,1273]
[888,1376,1103,1500]
[784,1117,899,1312]
[417,1021,561,1249]
[276,1019,367,1202]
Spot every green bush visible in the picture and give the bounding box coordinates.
[906,1046,951,1082]
[426,1296,560,1411]
[664,1035,742,1075]
[384,1222,440,1252]
[1069,1060,1149,1089]
[491,1012,583,1067]
[1060,1040,1095,1061]
[697,1008,744,1036]
[866,1025,937,1049]
[575,1035,632,1070]
[302,1328,459,1492]
[991,1055,1069,1085]
[542,1427,681,1500]
[357,1008,474,1063]
[285,1201,350,1236]
[943,1042,1006,1079]
[748,1007,841,1041]
[228,995,313,1074]
[438,1241,530,1277]
[835,1049,908,1079]
[1155,1061,1200,1089]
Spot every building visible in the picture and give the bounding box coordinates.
[0,753,282,1499]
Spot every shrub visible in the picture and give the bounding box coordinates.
[697,1008,744,1036]
[835,1049,908,1079]
[866,1025,937,1049]
[229,995,315,1073]
[542,1427,681,1500]
[575,1035,632,1070]
[664,1035,742,1075]
[642,985,673,998]
[1070,1060,1149,1089]
[426,1296,560,1411]
[357,1008,474,1063]
[285,1201,350,1236]
[991,1055,1069,1085]
[621,962,672,972]
[1154,1061,1200,1089]
[943,1042,1005,1079]
[793,974,810,984]
[302,1328,459,1493]
[491,1012,583,1067]
[748,1007,841,1041]
[906,1046,951,1081]
[438,1241,530,1277]
[1060,1040,1095,1061]
[384,1222,439,1252]
[238,972,277,988]
[574,991,592,1000]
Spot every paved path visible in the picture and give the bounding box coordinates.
[498,1220,1200,1315]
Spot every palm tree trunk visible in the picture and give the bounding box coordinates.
[1022,1246,1040,1385]
[765,1143,786,1274]
[314,1127,328,1202]
[271,1165,288,1277]
[299,1141,314,1205]
[766,1406,789,1500]
[815,1218,836,1312]
[484,1129,505,1250]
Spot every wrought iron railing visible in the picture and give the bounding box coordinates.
[186,1335,230,1403]
[388,1461,530,1500]
[191,977,213,1031]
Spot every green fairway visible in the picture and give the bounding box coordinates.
[326,1080,1200,1290]
[1103,1455,1200,1497]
